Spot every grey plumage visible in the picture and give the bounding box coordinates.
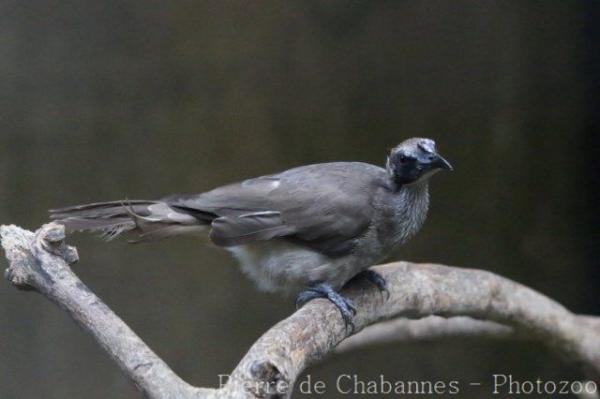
[50,138,451,300]
[168,162,382,255]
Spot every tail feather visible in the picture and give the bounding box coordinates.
[49,200,207,242]
[50,200,155,219]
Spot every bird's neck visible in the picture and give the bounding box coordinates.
[402,179,429,203]
[395,179,430,243]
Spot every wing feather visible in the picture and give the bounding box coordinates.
[165,163,387,256]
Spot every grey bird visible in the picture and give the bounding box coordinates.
[50,137,452,328]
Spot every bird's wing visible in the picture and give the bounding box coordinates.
[165,162,387,257]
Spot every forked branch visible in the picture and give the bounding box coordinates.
[1,223,598,398]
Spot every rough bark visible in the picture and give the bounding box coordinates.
[2,223,599,398]
[335,315,516,352]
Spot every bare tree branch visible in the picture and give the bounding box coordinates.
[0,224,211,399]
[335,315,516,353]
[335,314,598,365]
[2,223,599,398]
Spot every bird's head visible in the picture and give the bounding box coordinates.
[386,138,452,185]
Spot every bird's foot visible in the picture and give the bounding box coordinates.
[357,269,390,299]
[296,283,356,331]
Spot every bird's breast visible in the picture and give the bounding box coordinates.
[226,240,365,294]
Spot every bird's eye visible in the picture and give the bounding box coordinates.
[398,155,408,164]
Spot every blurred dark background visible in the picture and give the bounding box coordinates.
[1,1,598,398]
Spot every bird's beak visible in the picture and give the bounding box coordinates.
[431,153,453,171]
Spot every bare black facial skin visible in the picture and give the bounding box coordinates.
[389,139,452,185]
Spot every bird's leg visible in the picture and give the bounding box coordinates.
[296,282,356,331]
[357,269,390,299]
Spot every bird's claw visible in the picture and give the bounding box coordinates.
[295,288,322,309]
[296,283,356,332]
[359,269,390,299]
